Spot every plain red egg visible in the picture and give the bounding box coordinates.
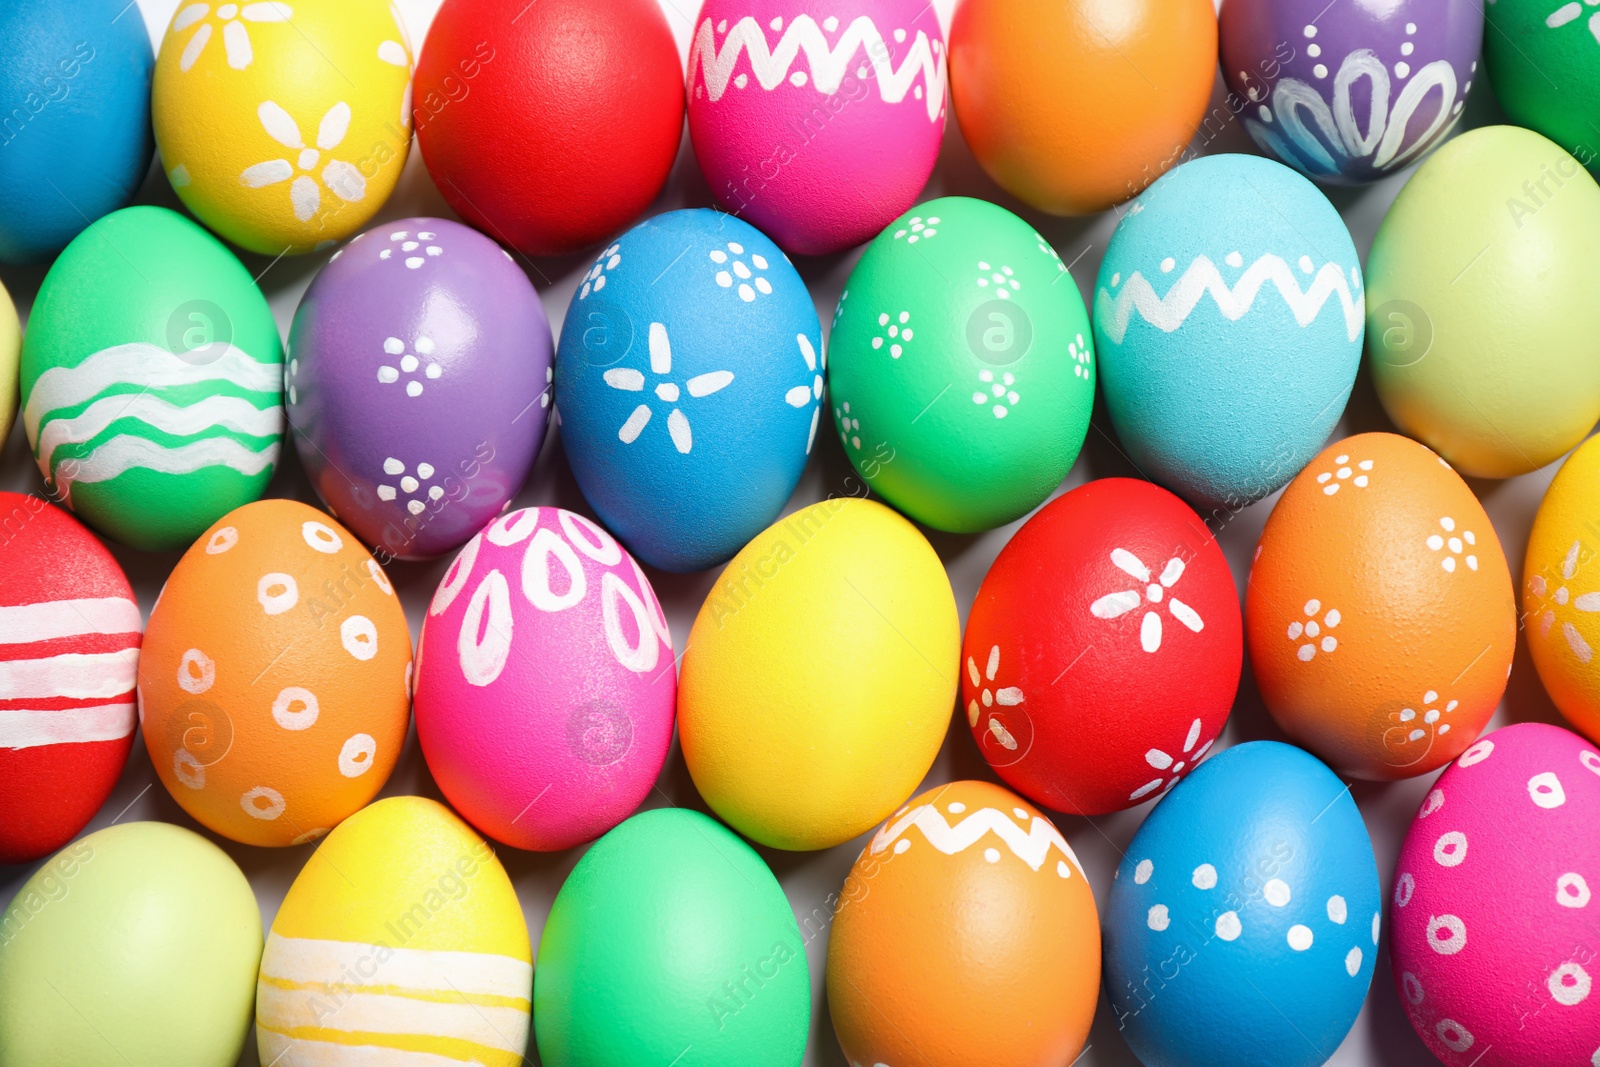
[413,0,685,257]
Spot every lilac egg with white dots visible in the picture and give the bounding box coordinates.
[287,218,552,559]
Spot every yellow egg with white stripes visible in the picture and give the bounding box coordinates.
[255,796,532,1065]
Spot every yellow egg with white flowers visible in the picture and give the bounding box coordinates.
[153,0,413,255]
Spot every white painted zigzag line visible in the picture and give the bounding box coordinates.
[51,434,280,500]
[36,392,284,470]
[869,804,1086,879]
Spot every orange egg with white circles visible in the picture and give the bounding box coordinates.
[139,499,412,846]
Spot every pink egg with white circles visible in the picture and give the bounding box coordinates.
[686,0,947,256]
[1390,721,1600,1066]
[413,508,677,852]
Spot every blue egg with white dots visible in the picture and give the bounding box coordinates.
[0,0,154,264]
[555,209,824,573]
[1093,154,1363,510]
[1104,741,1380,1067]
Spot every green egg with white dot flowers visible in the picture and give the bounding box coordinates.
[827,197,1094,533]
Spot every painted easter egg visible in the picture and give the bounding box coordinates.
[288,217,551,559]
[0,0,153,264]
[948,0,1216,215]
[415,0,683,258]
[962,478,1241,816]
[1104,741,1381,1067]
[1220,0,1480,184]
[0,822,262,1067]
[827,780,1100,1067]
[1094,153,1363,509]
[534,808,808,1066]
[555,209,823,573]
[19,206,283,552]
[0,494,140,865]
[828,196,1093,531]
[0,279,17,442]
[152,0,412,255]
[1486,0,1600,172]
[679,498,958,850]
[415,507,676,851]
[1391,723,1600,1066]
[139,499,411,846]
[687,0,946,256]
[257,797,532,1066]
[1524,435,1600,743]
[1247,433,1515,780]
[1366,125,1600,478]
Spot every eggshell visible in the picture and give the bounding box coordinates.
[687,0,946,256]
[19,206,283,552]
[256,796,531,1066]
[826,780,1100,1067]
[1247,433,1515,780]
[414,0,683,258]
[1366,125,1600,478]
[1104,741,1381,1067]
[0,279,18,444]
[1486,0,1600,172]
[1390,722,1600,1066]
[1094,154,1363,509]
[555,209,823,573]
[287,217,551,559]
[534,808,808,1066]
[948,0,1216,215]
[678,497,958,850]
[414,507,676,851]
[1219,0,1480,184]
[828,196,1093,531]
[1524,435,1600,742]
[0,822,262,1067]
[962,478,1241,815]
[0,0,153,264]
[139,499,412,846]
[152,0,412,255]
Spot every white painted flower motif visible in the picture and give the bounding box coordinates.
[378,228,442,269]
[1398,689,1458,741]
[976,261,1021,300]
[540,365,552,410]
[1132,718,1214,800]
[1529,540,1600,663]
[710,242,771,302]
[972,369,1019,418]
[783,335,824,454]
[580,243,621,300]
[1070,333,1091,379]
[1091,549,1205,653]
[1288,599,1340,661]
[377,335,440,397]
[1316,452,1373,495]
[604,323,732,455]
[873,311,913,359]
[892,215,941,243]
[836,401,861,451]
[241,100,366,222]
[966,644,1024,751]
[832,288,849,329]
[172,2,293,72]
[1038,236,1066,273]
[1427,517,1477,573]
[376,456,442,515]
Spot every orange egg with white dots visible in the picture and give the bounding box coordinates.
[138,499,412,846]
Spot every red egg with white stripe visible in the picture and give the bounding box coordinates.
[0,491,141,864]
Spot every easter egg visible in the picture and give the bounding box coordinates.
[1219,0,1480,184]
[534,808,808,1066]
[415,507,676,851]
[679,497,958,850]
[19,206,283,552]
[138,499,411,846]
[1524,435,1600,742]
[827,780,1100,1067]
[1247,432,1515,780]
[1390,723,1600,1066]
[287,217,551,559]
[948,0,1216,215]
[0,278,17,442]
[256,796,532,1066]
[1104,741,1381,1067]
[962,478,1241,815]
[1366,125,1600,478]
[415,0,683,258]
[555,209,823,573]
[828,196,1094,532]
[152,0,413,255]
[686,0,946,256]
[1094,154,1363,508]
[0,822,262,1067]
[0,0,153,264]
[1486,0,1600,171]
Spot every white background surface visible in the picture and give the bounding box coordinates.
[0,2,1562,1064]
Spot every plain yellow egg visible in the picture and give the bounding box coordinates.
[0,278,17,442]
[1525,434,1600,742]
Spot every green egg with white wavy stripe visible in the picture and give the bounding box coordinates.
[20,206,283,551]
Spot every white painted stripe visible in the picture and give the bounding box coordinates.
[256,1032,486,1067]
[0,649,140,700]
[36,392,284,470]
[0,703,136,749]
[260,936,533,1001]
[256,985,528,1054]
[54,434,280,498]
[0,597,141,645]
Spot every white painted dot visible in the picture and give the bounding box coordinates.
[1434,831,1468,867]
[1264,878,1291,907]
[1148,904,1171,931]
[1287,925,1313,951]
[339,734,377,777]
[1216,911,1242,941]
[272,687,319,730]
[1346,947,1362,976]
[983,848,1001,863]
[1193,864,1217,890]
[1530,771,1567,808]
[1135,859,1153,884]
[1559,872,1591,908]
[1327,895,1347,923]
[1427,914,1467,955]
[341,615,378,661]
[241,786,286,820]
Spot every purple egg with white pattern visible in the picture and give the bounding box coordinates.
[287,218,552,559]
[1219,0,1482,184]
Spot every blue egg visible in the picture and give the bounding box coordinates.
[0,0,154,264]
[555,209,823,573]
[1094,154,1362,510]
[1104,741,1379,1067]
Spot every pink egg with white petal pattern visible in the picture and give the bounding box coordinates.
[1390,721,1600,1066]
[413,508,677,852]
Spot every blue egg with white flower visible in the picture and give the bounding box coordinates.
[1093,154,1363,510]
[1104,741,1380,1067]
[555,209,824,573]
